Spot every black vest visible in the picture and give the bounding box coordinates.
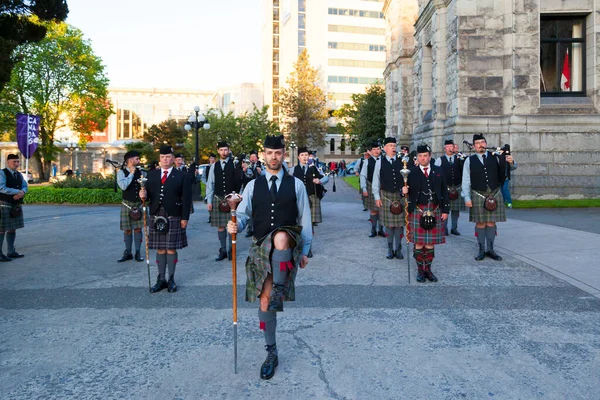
[469,153,501,192]
[252,174,298,241]
[121,168,142,202]
[366,157,377,183]
[214,158,237,197]
[1,168,22,204]
[416,168,439,206]
[292,164,317,196]
[380,156,403,192]
[439,155,462,186]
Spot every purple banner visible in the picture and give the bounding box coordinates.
[16,113,40,159]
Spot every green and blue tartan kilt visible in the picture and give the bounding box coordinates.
[469,189,506,223]
[309,194,322,224]
[365,181,379,211]
[0,202,24,231]
[210,195,231,227]
[148,207,188,250]
[119,200,145,231]
[448,186,466,212]
[379,190,406,227]
[407,204,445,246]
[245,226,303,304]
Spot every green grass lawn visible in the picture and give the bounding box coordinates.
[343,176,599,208]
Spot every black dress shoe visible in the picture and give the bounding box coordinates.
[267,284,284,312]
[0,254,12,262]
[378,228,386,237]
[215,248,227,261]
[395,249,404,260]
[150,276,168,293]
[486,249,503,261]
[475,244,486,261]
[368,228,377,238]
[425,270,438,282]
[260,344,279,380]
[117,250,133,262]
[134,251,144,262]
[451,229,461,236]
[363,208,368,211]
[167,276,177,293]
[416,270,426,283]
[386,245,395,259]
[7,252,24,258]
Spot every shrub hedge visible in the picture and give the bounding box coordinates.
[24,187,121,204]
[52,174,115,189]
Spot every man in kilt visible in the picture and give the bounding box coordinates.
[360,140,385,238]
[462,134,514,261]
[402,144,450,283]
[175,153,195,214]
[206,141,242,261]
[116,151,145,262]
[291,146,328,258]
[0,154,27,261]
[435,139,465,236]
[355,150,370,211]
[139,145,191,293]
[372,137,405,260]
[227,134,312,380]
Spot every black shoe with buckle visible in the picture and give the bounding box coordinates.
[416,268,426,283]
[150,276,168,293]
[0,254,12,262]
[7,252,24,258]
[215,248,227,261]
[167,276,177,293]
[395,246,404,259]
[117,250,133,262]
[424,267,438,282]
[475,244,486,261]
[134,251,144,262]
[368,227,377,238]
[378,228,386,237]
[386,244,395,259]
[267,284,284,312]
[486,246,503,261]
[260,344,279,380]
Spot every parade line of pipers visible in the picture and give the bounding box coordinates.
[0,133,515,380]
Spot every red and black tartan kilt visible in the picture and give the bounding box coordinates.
[309,194,322,223]
[469,189,506,223]
[148,207,188,250]
[211,195,231,227]
[407,204,445,245]
[365,181,379,211]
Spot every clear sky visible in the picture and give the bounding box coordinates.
[65,0,263,90]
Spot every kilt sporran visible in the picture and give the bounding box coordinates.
[469,189,506,223]
[407,204,445,245]
[211,195,231,227]
[379,190,405,227]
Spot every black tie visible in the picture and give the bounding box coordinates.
[303,166,307,175]
[270,175,278,200]
[482,154,487,163]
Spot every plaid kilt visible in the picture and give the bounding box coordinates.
[448,186,466,212]
[407,204,445,245]
[245,226,303,303]
[211,195,231,227]
[309,194,322,224]
[148,207,188,250]
[0,202,24,231]
[365,181,379,211]
[469,189,506,223]
[379,190,406,227]
[119,200,145,231]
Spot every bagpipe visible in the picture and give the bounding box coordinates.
[308,158,333,195]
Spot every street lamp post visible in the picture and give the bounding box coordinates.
[64,143,79,170]
[100,146,108,175]
[289,141,297,168]
[184,106,210,166]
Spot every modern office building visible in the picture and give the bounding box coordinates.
[262,0,387,161]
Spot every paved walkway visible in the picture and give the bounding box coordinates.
[1,180,599,399]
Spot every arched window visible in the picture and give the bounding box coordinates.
[330,138,335,151]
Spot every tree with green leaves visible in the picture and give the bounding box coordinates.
[279,49,328,149]
[143,119,188,156]
[0,0,69,91]
[334,83,386,151]
[0,17,112,180]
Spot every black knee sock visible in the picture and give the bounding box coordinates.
[6,231,16,254]
[475,226,486,247]
[486,225,497,248]
[167,252,178,278]
[134,231,143,252]
[218,230,227,250]
[156,253,167,280]
[271,248,292,285]
[124,233,133,252]
[258,309,277,346]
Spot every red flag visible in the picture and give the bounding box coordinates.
[561,49,570,91]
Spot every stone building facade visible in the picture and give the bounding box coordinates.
[383,0,600,198]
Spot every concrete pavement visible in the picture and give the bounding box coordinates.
[0,180,599,399]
